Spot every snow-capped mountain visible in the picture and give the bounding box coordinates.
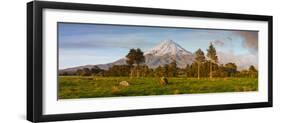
[145,40,192,56]
[60,40,194,73]
[144,40,194,68]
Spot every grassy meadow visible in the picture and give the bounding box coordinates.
[58,76,258,99]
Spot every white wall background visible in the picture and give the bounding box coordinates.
[0,0,279,123]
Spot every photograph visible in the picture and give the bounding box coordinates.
[26,1,273,122]
[58,22,259,99]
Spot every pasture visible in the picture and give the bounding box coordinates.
[58,76,258,99]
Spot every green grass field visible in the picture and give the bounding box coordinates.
[58,76,258,99]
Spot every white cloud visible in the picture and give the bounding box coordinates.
[217,51,258,70]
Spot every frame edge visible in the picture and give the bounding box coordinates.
[27,1,34,122]
[268,16,273,107]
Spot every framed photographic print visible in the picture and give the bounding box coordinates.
[27,1,273,122]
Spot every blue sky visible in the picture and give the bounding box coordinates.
[58,23,258,69]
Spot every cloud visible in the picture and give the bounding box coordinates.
[217,51,258,70]
[234,31,258,54]
[212,40,225,46]
[59,33,156,50]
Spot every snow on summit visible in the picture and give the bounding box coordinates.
[143,40,194,68]
[145,40,192,56]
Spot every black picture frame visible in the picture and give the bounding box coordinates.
[27,1,273,122]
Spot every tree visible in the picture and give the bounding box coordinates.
[224,63,237,77]
[212,64,227,77]
[91,66,103,75]
[163,64,169,77]
[76,69,83,76]
[60,72,69,76]
[185,64,191,77]
[238,69,249,77]
[104,65,131,77]
[126,49,136,78]
[249,65,258,78]
[168,60,177,77]
[126,48,145,78]
[135,48,145,65]
[189,63,198,77]
[207,43,218,79]
[126,49,136,66]
[195,49,206,79]
[249,65,257,72]
[135,48,145,78]
[80,68,91,76]
[154,66,164,77]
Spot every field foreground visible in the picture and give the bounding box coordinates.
[58,76,258,99]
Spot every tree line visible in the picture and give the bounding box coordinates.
[60,43,258,78]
